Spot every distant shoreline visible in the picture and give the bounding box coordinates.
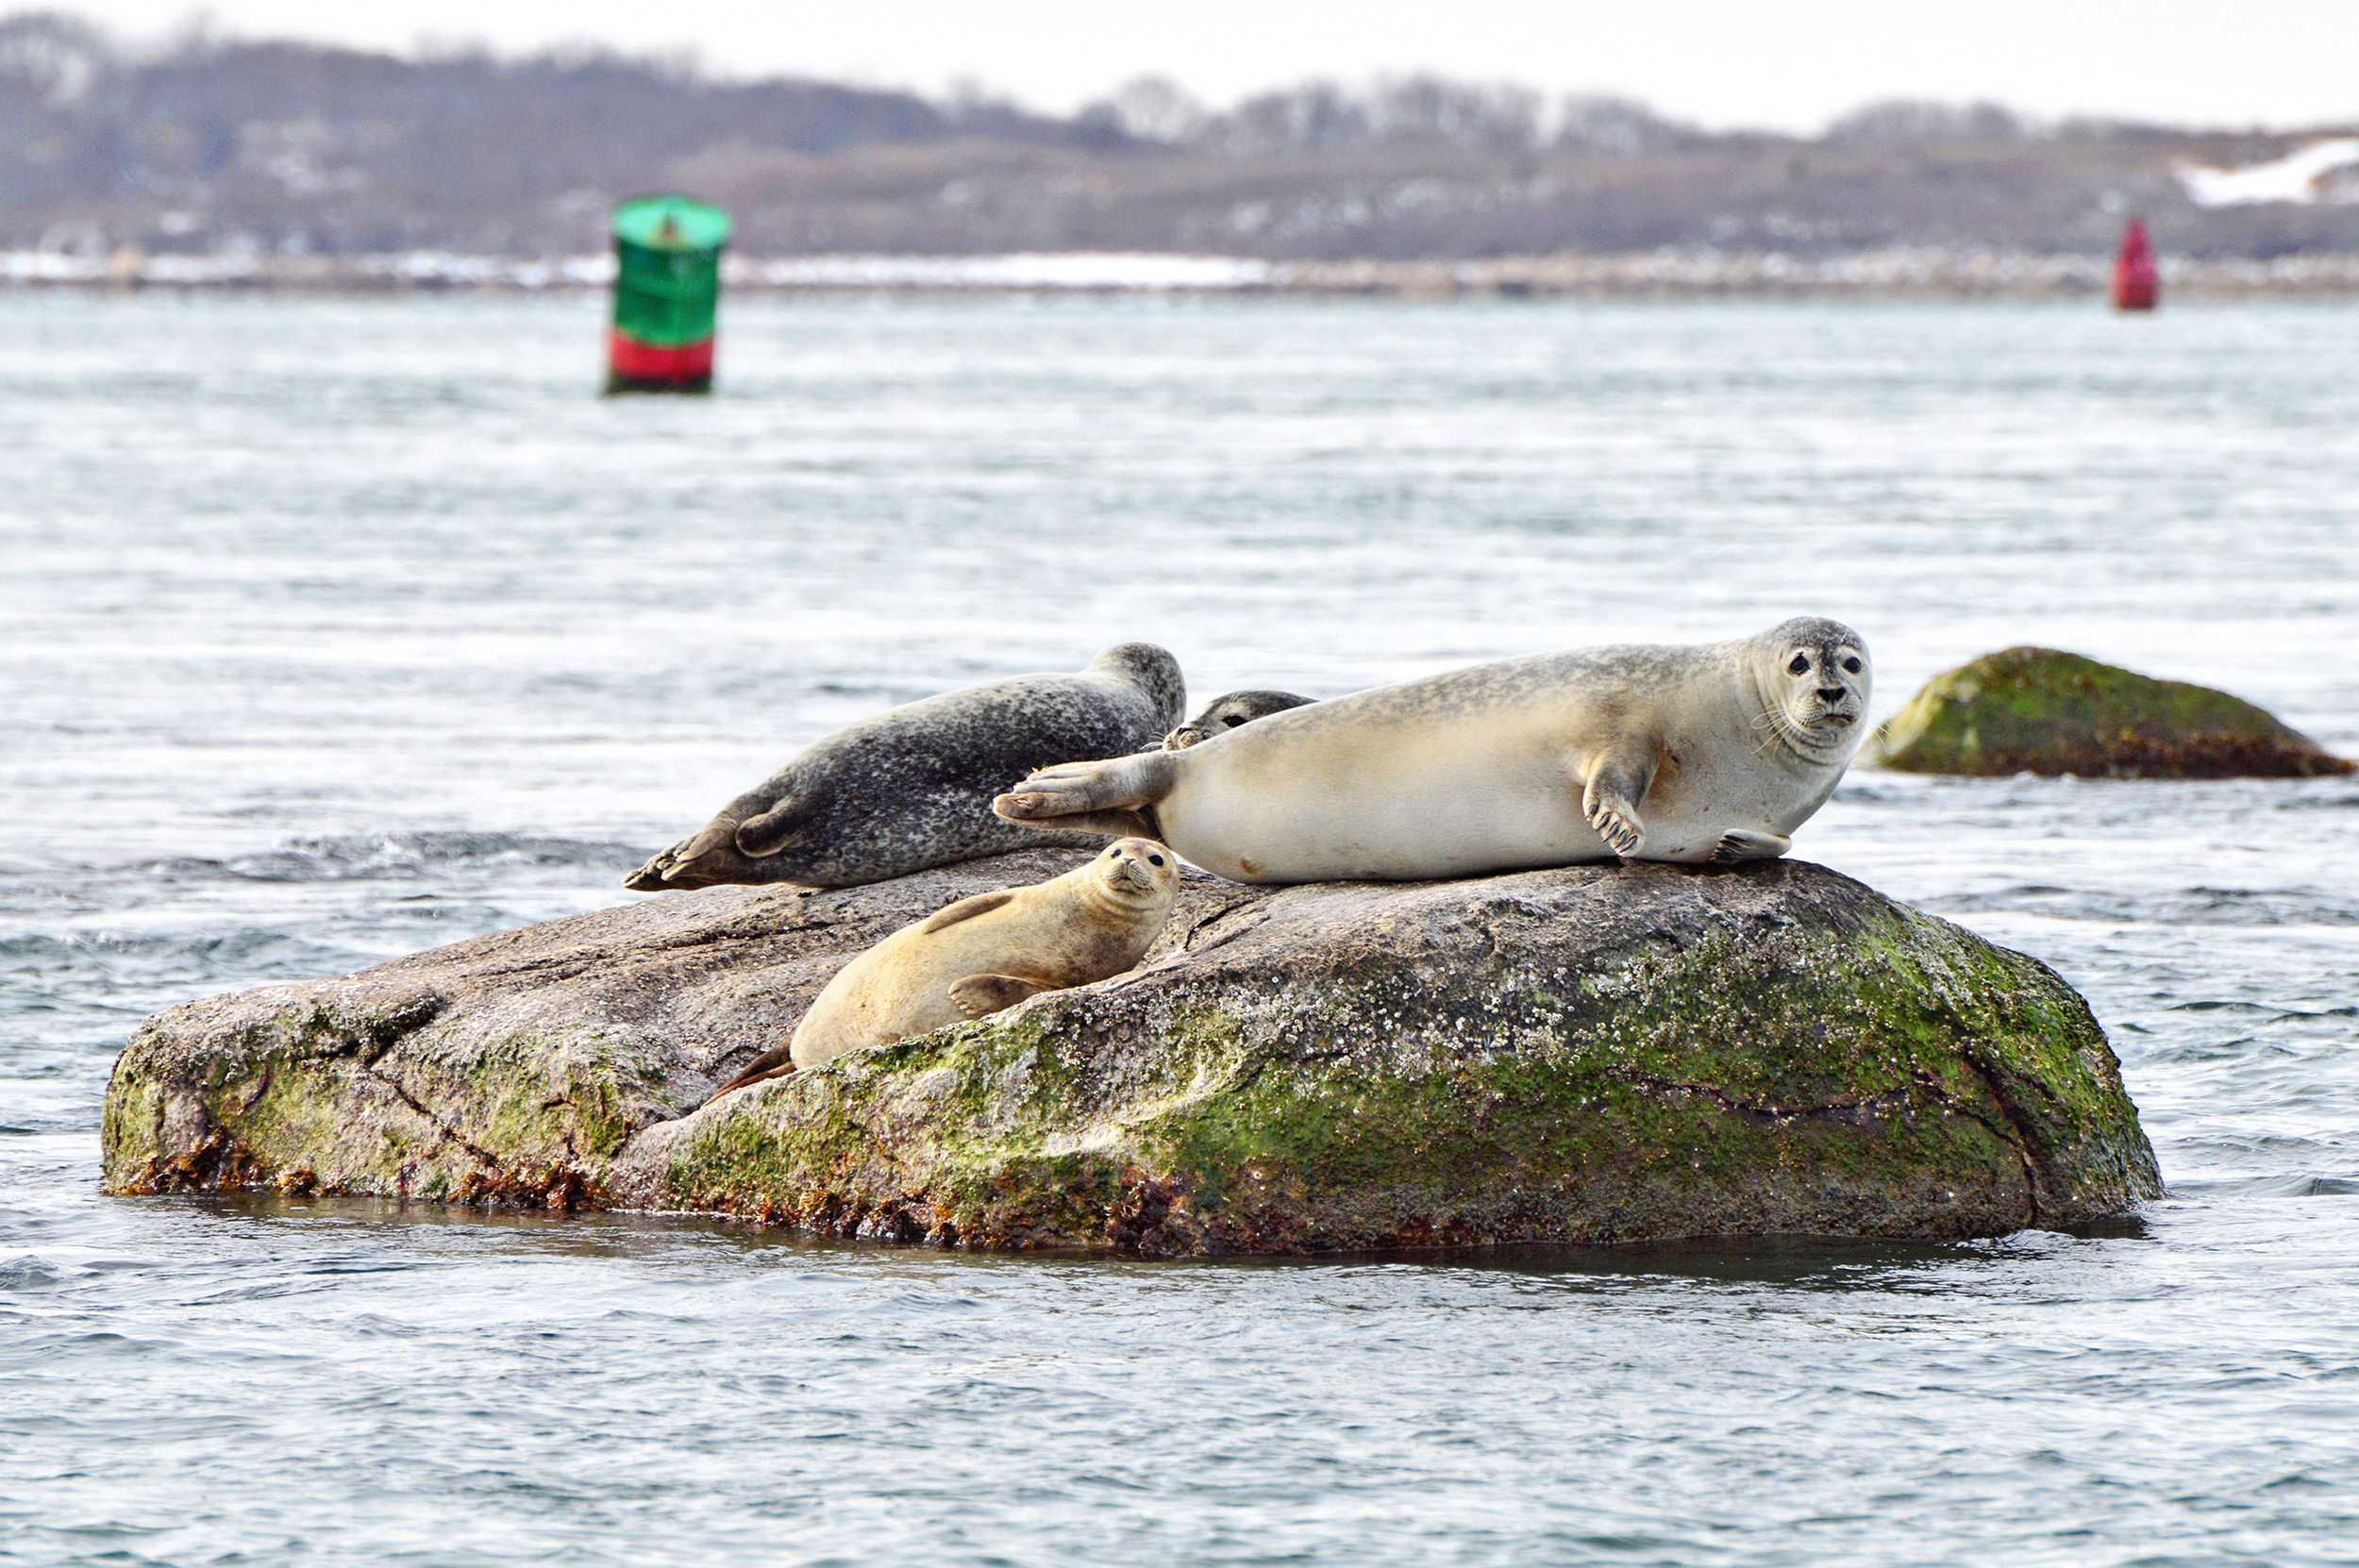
[8,247,2359,297]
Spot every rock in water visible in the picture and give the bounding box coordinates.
[105,852,2160,1254]
[1868,646,2354,778]
[101,850,1111,1209]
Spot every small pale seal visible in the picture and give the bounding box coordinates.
[1162,690,1315,750]
[994,618,1871,883]
[717,838,1180,1088]
[628,643,1184,891]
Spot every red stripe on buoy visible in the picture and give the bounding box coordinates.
[607,329,714,384]
[2112,219,2159,311]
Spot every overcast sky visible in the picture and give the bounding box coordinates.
[57,0,2359,132]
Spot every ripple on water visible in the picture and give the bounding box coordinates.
[4,295,2359,1565]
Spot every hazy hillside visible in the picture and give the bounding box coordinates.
[5,10,2355,261]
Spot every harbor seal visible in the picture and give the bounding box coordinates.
[717,838,1180,1087]
[627,643,1184,891]
[994,618,1871,883]
[1162,690,1315,750]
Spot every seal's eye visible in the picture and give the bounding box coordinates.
[1842,656,1863,675]
[1105,849,1118,858]
[1788,654,1810,676]
[1148,854,1165,866]
[1223,715,1246,727]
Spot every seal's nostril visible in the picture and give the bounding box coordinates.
[1816,688,1846,704]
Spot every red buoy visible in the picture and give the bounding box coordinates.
[2111,218,2159,311]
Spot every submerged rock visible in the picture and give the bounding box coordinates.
[105,850,2160,1255]
[1868,646,2353,778]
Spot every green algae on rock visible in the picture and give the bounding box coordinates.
[1867,646,2354,778]
[104,849,2160,1255]
[101,849,1138,1208]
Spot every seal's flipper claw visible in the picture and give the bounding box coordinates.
[1710,829,1791,865]
[1581,787,1647,858]
[1589,807,1644,859]
[947,973,1053,1020]
[627,840,693,891]
[1580,742,1657,860]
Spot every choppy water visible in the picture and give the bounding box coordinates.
[4,292,2357,1565]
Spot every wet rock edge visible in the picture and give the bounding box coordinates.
[102,854,2163,1258]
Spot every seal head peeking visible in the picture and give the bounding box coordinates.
[995,618,1871,883]
[1162,689,1316,750]
[628,642,1184,892]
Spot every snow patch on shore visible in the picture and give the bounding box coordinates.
[728,253,1276,290]
[2179,140,2359,207]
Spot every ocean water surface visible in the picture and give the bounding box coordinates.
[2,292,2356,1565]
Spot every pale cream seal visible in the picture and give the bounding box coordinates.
[714,838,1180,1092]
[995,618,1871,883]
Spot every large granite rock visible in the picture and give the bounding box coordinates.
[104,850,2161,1256]
[1869,646,2353,778]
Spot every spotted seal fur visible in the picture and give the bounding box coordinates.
[629,643,1184,891]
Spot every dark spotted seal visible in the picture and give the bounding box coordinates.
[995,619,1871,883]
[1162,690,1315,750]
[629,643,1184,891]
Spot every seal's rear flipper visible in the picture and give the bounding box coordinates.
[707,1042,796,1103]
[663,815,742,882]
[1710,829,1791,864]
[994,753,1174,826]
[1006,808,1160,840]
[624,843,684,891]
[948,973,1054,1019]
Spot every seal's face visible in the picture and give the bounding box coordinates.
[1163,690,1315,750]
[1162,722,1220,751]
[1091,836,1181,909]
[1758,618,1872,759]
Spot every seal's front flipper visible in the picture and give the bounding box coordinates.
[1580,742,1658,859]
[918,890,1018,933]
[734,796,811,858]
[994,753,1174,826]
[1710,829,1791,865]
[707,1042,796,1103]
[947,973,1054,1019]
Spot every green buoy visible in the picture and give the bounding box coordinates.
[606,194,731,394]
